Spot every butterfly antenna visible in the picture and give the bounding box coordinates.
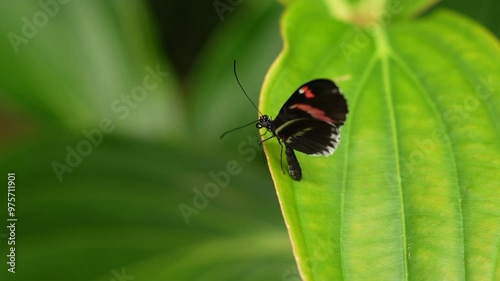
[220,119,258,139]
[233,60,263,116]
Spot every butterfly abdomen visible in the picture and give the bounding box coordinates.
[285,145,302,181]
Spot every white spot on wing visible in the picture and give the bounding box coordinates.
[310,126,341,156]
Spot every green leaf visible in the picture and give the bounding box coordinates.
[0,1,185,141]
[188,0,282,144]
[260,1,500,280]
[0,137,294,281]
[435,0,500,38]
[324,0,438,23]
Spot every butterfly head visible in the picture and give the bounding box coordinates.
[256,115,273,132]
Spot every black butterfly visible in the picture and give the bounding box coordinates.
[222,61,348,181]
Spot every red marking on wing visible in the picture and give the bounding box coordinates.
[291,104,334,123]
[301,86,315,99]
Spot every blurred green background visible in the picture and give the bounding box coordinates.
[0,1,498,280]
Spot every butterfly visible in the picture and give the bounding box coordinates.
[221,61,348,181]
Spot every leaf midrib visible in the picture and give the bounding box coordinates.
[376,26,409,281]
[340,52,379,280]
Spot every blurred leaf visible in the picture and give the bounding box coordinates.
[0,1,185,141]
[434,0,500,37]
[188,0,282,146]
[325,0,438,23]
[0,137,294,281]
[260,1,500,280]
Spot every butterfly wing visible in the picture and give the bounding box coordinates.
[272,79,348,156]
[272,79,348,129]
[276,118,340,156]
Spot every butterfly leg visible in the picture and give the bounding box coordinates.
[259,135,274,144]
[279,141,285,175]
[258,135,275,153]
[257,141,266,162]
[259,135,286,175]
[258,135,275,162]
